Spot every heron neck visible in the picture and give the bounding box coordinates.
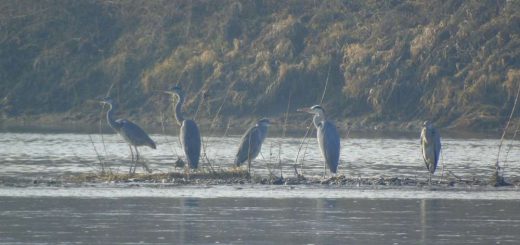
[173,94,185,126]
[313,112,325,128]
[257,124,269,140]
[106,103,120,129]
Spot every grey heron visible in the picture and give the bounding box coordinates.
[235,118,272,173]
[298,105,340,176]
[420,120,441,183]
[165,86,201,170]
[100,97,155,174]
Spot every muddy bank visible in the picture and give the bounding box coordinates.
[2,170,519,190]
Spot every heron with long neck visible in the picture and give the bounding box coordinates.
[298,105,340,176]
[165,86,201,170]
[101,97,155,174]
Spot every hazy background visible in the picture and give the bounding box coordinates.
[1,0,519,132]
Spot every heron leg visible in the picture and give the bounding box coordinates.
[128,145,135,174]
[134,146,140,174]
[323,162,327,179]
[247,158,251,180]
[184,164,190,180]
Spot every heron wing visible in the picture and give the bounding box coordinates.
[421,127,437,173]
[433,128,441,167]
[319,121,341,173]
[117,119,156,149]
[180,119,201,169]
[420,127,428,163]
[235,126,263,166]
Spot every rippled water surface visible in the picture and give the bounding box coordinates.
[1,132,519,179]
[1,132,519,244]
[1,196,520,244]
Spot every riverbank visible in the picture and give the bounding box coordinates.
[2,170,518,190]
[0,113,509,139]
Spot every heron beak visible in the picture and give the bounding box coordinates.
[297,107,312,113]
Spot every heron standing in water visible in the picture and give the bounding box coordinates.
[420,120,441,183]
[164,86,201,170]
[298,105,340,176]
[100,97,155,174]
[235,118,272,174]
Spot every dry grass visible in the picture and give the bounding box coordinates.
[70,168,250,183]
[2,0,519,133]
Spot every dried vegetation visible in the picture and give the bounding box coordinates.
[0,0,519,131]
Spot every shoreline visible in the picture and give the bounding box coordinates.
[0,116,508,140]
[2,171,518,189]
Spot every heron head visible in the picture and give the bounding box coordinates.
[256,118,271,127]
[423,120,432,127]
[297,105,324,115]
[163,85,183,97]
[100,97,114,105]
[171,85,182,93]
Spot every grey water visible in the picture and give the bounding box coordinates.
[1,132,519,180]
[1,196,520,244]
[1,132,520,244]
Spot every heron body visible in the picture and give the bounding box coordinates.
[420,121,441,179]
[234,118,270,167]
[180,119,201,169]
[113,119,157,149]
[168,86,201,169]
[102,98,155,173]
[299,105,340,175]
[317,120,340,174]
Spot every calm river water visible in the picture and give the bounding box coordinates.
[0,132,519,244]
[1,132,519,179]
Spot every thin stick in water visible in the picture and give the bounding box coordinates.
[495,81,520,175]
[88,134,105,173]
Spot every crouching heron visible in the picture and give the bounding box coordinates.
[235,118,272,174]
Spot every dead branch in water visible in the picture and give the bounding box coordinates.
[495,80,520,182]
[87,134,106,173]
[295,121,313,176]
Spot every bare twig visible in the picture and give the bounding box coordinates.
[211,82,235,129]
[197,93,216,173]
[301,134,313,174]
[87,134,105,173]
[223,119,231,137]
[295,121,313,175]
[446,170,462,181]
[193,90,207,121]
[88,134,105,174]
[495,81,520,176]
[294,63,330,176]
[99,110,110,163]
[159,111,179,158]
[278,90,293,178]
[99,81,117,165]
[440,149,445,181]
[503,122,519,169]
[204,82,235,169]
[320,63,332,104]
[265,143,275,178]
[283,91,293,138]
